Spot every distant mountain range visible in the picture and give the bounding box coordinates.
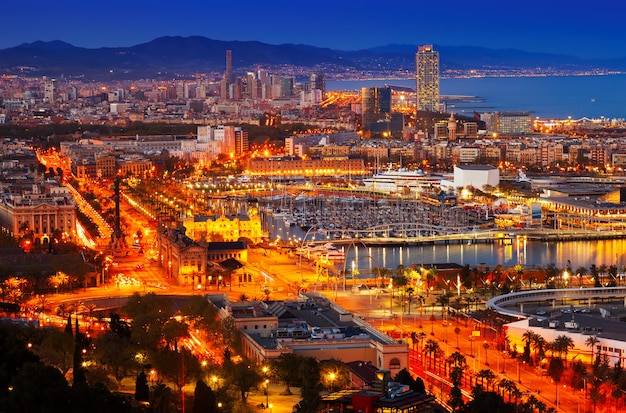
[1,36,624,81]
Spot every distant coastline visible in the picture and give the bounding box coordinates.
[327,74,626,119]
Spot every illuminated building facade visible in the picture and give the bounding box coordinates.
[157,225,207,287]
[182,208,263,246]
[0,183,76,243]
[234,127,249,156]
[361,87,392,135]
[415,45,439,112]
[246,156,366,178]
[494,112,532,134]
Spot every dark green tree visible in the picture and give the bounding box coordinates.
[92,330,134,386]
[153,348,201,392]
[394,368,426,393]
[4,362,71,413]
[270,353,302,395]
[135,371,150,402]
[192,379,217,413]
[122,292,176,349]
[223,358,262,402]
[449,385,464,412]
[547,357,565,405]
[150,382,175,413]
[459,387,508,413]
[293,357,322,413]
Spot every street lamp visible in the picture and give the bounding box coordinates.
[264,379,269,407]
[328,372,336,392]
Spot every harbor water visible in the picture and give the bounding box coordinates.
[266,215,626,272]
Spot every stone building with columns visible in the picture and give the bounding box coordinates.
[0,181,76,244]
[157,225,208,288]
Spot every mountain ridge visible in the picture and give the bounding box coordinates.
[1,36,624,81]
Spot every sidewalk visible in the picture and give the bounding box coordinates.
[246,383,301,413]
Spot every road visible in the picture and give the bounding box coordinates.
[31,154,588,412]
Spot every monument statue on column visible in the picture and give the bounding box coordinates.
[109,175,125,251]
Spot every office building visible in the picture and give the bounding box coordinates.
[493,112,532,135]
[234,127,249,156]
[361,87,392,136]
[221,50,235,100]
[310,73,326,96]
[43,78,55,102]
[415,45,439,112]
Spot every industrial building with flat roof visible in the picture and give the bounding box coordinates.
[207,292,409,375]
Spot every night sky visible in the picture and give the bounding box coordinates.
[3,0,625,59]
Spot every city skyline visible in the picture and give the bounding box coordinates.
[3,0,626,60]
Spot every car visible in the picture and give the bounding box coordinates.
[536,310,547,316]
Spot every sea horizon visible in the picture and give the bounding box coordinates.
[326,73,626,120]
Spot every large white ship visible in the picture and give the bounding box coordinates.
[297,243,346,261]
[362,169,440,194]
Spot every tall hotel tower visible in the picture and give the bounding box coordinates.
[221,50,235,99]
[415,44,439,112]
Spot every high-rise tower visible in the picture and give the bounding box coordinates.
[44,77,56,102]
[415,45,439,112]
[225,50,234,83]
[221,50,235,99]
[361,87,392,137]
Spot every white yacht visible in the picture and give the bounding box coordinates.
[298,243,345,261]
[362,168,440,194]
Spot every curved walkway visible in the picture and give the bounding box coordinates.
[486,286,626,318]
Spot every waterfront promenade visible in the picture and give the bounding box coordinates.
[308,227,626,247]
[246,247,595,413]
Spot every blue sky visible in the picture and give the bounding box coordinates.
[3,0,625,59]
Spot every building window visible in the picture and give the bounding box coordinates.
[389,358,401,369]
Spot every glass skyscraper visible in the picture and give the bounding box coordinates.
[415,44,440,112]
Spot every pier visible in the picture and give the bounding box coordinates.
[304,226,626,248]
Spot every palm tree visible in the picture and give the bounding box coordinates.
[482,341,490,366]
[498,378,516,399]
[446,351,467,369]
[34,296,49,314]
[454,326,461,349]
[424,339,440,370]
[531,334,546,366]
[55,302,69,317]
[426,267,437,296]
[514,264,525,288]
[585,335,600,364]
[575,266,587,287]
[484,369,497,392]
[522,330,536,364]
[405,287,414,314]
[436,293,450,317]
[238,293,249,302]
[79,302,98,323]
[598,264,608,286]
[589,264,600,287]
[151,382,174,413]
[476,369,496,391]
[553,335,575,364]
[410,331,418,351]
